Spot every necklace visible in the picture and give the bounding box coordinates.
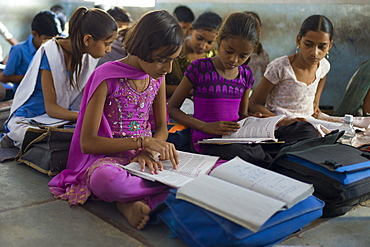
[126,78,149,109]
[130,78,149,92]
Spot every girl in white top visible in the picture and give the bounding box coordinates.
[249,15,333,126]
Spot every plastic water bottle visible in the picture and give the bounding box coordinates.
[338,114,355,145]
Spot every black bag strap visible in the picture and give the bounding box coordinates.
[269,130,344,170]
[16,127,50,160]
[16,126,74,160]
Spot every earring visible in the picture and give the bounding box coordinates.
[326,52,329,59]
[296,46,300,54]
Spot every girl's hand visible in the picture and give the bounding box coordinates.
[250,112,271,118]
[142,137,179,169]
[201,121,240,136]
[132,150,163,175]
[312,103,321,118]
[277,117,307,127]
[238,113,270,121]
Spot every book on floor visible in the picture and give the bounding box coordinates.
[197,115,285,144]
[176,156,314,232]
[117,151,219,188]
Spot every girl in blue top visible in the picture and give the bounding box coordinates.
[2,7,117,148]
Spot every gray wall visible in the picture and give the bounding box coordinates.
[0,1,369,110]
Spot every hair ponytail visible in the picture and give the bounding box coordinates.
[68,7,86,88]
[68,7,117,88]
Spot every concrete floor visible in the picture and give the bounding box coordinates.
[1,158,370,247]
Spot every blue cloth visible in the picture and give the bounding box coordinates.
[3,35,37,92]
[1,82,12,90]
[13,53,50,118]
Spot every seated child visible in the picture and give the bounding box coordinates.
[244,11,270,91]
[50,4,68,37]
[173,5,195,38]
[166,11,222,99]
[96,6,132,67]
[249,15,333,123]
[1,7,117,148]
[0,10,62,93]
[48,10,182,230]
[169,12,318,168]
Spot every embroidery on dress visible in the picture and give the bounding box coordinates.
[128,121,141,131]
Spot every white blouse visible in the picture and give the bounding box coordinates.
[264,55,330,118]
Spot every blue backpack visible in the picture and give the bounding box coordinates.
[151,190,324,247]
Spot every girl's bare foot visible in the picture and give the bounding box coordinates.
[116,201,151,230]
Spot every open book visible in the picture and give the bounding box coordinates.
[24,113,70,127]
[197,115,285,144]
[117,151,219,188]
[176,156,314,232]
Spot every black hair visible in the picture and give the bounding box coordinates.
[217,12,260,65]
[216,12,260,47]
[124,10,184,63]
[50,4,64,13]
[244,11,263,54]
[50,4,67,31]
[68,7,117,88]
[244,11,261,27]
[173,5,194,23]
[107,6,132,23]
[31,10,62,37]
[298,15,334,40]
[192,11,222,32]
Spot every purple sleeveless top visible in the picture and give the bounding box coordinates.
[184,58,254,152]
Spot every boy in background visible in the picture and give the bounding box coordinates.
[0,10,61,93]
[173,5,194,38]
[96,6,132,67]
[50,4,68,36]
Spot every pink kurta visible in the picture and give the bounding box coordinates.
[48,61,169,208]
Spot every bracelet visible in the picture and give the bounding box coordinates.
[134,136,145,149]
[139,136,145,149]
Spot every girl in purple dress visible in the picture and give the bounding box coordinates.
[168,12,317,167]
[49,10,183,230]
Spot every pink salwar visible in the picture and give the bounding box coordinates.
[88,159,169,209]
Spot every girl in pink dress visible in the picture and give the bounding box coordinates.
[48,10,183,230]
